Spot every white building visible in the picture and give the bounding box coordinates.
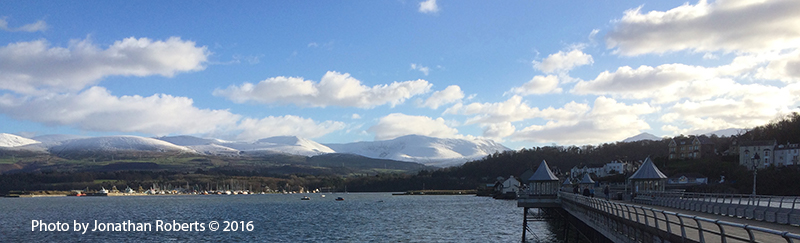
[739,140,800,169]
[499,176,521,194]
[774,143,800,167]
[739,140,776,169]
[570,160,634,178]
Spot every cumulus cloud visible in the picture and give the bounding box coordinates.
[421,85,464,109]
[410,63,431,76]
[0,37,209,94]
[0,86,240,136]
[368,113,459,140]
[659,82,800,135]
[509,75,563,95]
[533,49,593,73]
[234,115,345,141]
[512,97,656,144]
[757,49,800,82]
[0,18,47,32]
[213,71,432,108]
[419,0,439,14]
[483,122,516,140]
[572,64,716,100]
[0,86,347,140]
[606,0,800,55]
[444,96,540,125]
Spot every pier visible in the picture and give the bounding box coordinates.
[518,158,800,242]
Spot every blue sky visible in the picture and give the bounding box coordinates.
[2,0,799,149]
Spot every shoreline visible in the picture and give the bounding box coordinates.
[392,189,477,196]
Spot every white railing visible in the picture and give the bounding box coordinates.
[560,192,800,243]
[633,191,800,225]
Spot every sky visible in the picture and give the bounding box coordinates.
[1,0,799,149]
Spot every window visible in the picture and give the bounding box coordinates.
[765,150,770,157]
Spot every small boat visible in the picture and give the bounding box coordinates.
[335,197,344,201]
[301,196,311,200]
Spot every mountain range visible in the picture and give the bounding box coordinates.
[0,133,510,167]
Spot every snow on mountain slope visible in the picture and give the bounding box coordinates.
[49,135,194,153]
[155,135,333,156]
[155,135,230,146]
[325,135,510,167]
[32,134,87,146]
[622,132,661,143]
[226,136,334,156]
[0,133,40,147]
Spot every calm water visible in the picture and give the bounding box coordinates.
[0,193,561,242]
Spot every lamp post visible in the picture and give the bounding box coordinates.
[752,153,760,196]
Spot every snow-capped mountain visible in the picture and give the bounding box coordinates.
[0,133,40,147]
[4,133,510,167]
[622,132,661,143]
[156,135,334,157]
[49,136,194,153]
[32,134,87,147]
[325,135,510,167]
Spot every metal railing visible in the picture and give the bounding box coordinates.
[559,192,800,243]
[633,191,800,225]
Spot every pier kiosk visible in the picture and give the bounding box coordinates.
[518,160,561,242]
[628,157,667,202]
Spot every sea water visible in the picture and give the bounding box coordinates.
[1,193,561,242]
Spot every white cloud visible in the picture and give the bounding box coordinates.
[410,63,431,76]
[0,18,47,32]
[419,0,439,14]
[351,114,362,119]
[213,71,432,108]
[445,95,591,126]
[659,82,800,135]
[606,0,800,56]
[368,113,459,140]
[509,75,563,95]
[483,122,515,140]
[234,115,345,141]
[0,86,347,140]
[0,86,240,136]
[533,49,593,73]
[444,96,540,125]
[0,37,209,94]
[512,97,656,144]
[757,49,800,82]
[422,85,464,109]
[572,64,716,100]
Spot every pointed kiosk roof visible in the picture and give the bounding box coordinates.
[579,173,595,184]
[562,179,573,185]
[528,160,558,181]
[628,157,667,180]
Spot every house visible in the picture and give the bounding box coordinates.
[774,143,800,167]
[570,164,604,178]
[667,173,708,185]
[738,140,776,169]
[498,176,521,194]
[603,160,634,175]
[669,135,715,160]
[570,160,634,179]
